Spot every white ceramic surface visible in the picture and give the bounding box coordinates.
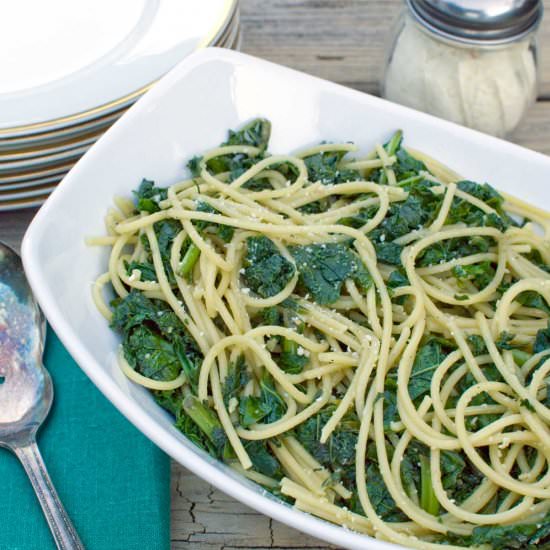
[22,48,550,550]
[0,0,235,130]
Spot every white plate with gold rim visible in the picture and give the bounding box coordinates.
[0,144,90,173]
[0,193,50,211]
[0,135,99,162]
[0,109,125,152]
[0,174,62,191]
[0,161,74,184]
[0,0,237,136]
[0,182,58,201]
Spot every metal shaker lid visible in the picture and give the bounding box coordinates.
[406,0,543,45]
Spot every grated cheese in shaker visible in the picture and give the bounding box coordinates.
[381,0,542,137]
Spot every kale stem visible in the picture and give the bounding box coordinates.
[180,242,200,279]
[397,174,423,187]
[420,455,439,516]
[385,129,403,156]
[282,337,298,355]
[512,349,530,366]
[183,394,223,444]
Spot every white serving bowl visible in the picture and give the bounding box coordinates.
[22,47,550,550]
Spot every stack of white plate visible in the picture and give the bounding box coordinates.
[0,0,240,211]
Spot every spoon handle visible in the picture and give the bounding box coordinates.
[14,439,85,550]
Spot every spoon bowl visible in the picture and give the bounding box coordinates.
[0,242,83,549]
[0,242,49,439]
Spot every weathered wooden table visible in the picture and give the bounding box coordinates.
[3,1,550,548]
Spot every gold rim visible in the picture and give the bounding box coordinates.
[0,0,237,137]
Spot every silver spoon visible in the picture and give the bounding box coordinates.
[0,242,84,550]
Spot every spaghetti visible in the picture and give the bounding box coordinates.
[90,119,550,549]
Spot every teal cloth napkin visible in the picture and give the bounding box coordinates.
[0,329,170,550]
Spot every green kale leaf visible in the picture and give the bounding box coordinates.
[452,261,495,292]
[534,323,550,353]
[223,118,271,152]
[194,201,234,242]
[223,355,249,407]
[133,178,168,213]
[294,407,358,473]
[243,236,296,298]
[181,394,227,458]
[239,396,271,427]
[517,290,550,315]
[111,291,201,385]
[124,260,157,282]
[468,514,550,549]
[303,149,359,185]
[289,242,371,305]
[496,331,518,350]
[243,440,283,479]
[366,462,407,521]
[259,374,287,424]
[408,338,445,401]
[467,334,487,356]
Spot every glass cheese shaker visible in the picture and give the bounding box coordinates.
[381,0,543,137]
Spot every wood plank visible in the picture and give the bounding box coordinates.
[0,207,37,252]
[240,0,550,98]
[170,464,336,549]
[509,100,550,156]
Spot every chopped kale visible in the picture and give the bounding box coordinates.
[303,149,359,185]
[408,338,447,401]
[366,460,407,522]
[381,389,399,430]
[194,201,234,242]
[243,440,283,479]
[124,260,157,282]
[534,322,550,353]
[369,177,442,265]
[133,178,168,213]
[337,204,379,229]
[190,119,271,180]
[374,241,403,266]
[111,291,201,385]
[417,235,494,267]
[496,331,518,350]
[239,396,271,427]
[448,513,550,549]
[259,374,287,424]
[130,218,182,284]
[518,290,550,315]
[278,337,309,374]
[452,261,496,291]
[289,242,371,304]
[243,236,296,298]
[223,355,249,407]
[181,394,227,457]
[387,269,409,289]
[294,407,358,475]
[187,156,203,177]
[258,306,282,326]
[467,334,488,356]
[124,325,182,381]
[223,118,271,152]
